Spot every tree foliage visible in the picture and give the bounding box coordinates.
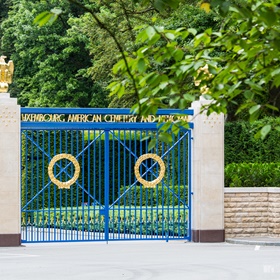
[2,0,280,137]
[0,0,109,107]
[108,0,280,138]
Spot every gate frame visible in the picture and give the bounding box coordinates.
[20,107,194,243]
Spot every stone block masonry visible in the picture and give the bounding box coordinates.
[0,93,21,246]
[224,188,280,238]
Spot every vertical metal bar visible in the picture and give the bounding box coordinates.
[59,129,62,241]
[139,131,143,238]
[81,130,85,240]
[70,130,74,241]
[93,130,96,240]
[104,130,110,242]
[134,129,137,239]
[42,130,45,242]
[172,132,175,239]
[24,131,29,241]
[75,130,79,240]
[117,130,121,239]
[112,131,115,239]
[188,130,192,241]
[87,129,90,240]
[167,136,170,240]
[98,131,102,239]
[145,130,148,240]
[47,131,51,242]
[35,131,39,242]
[183,131,187,238]
[30,130,34,242]
[129,130,132,239]
[161,139,165,239]
[65,130,68,241]
[53,130,57,241]
[177,131,181,238]
[123,130,126,238]
[156,130,159,239]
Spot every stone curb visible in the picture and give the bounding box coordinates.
[226,238,280,246]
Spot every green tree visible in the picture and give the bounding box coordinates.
[1,0,109,107]
[108,0,280,137]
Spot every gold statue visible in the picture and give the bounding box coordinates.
[0,56,14,93]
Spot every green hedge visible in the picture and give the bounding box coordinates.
[225,118,280,165]
[119,185,188,206]
[225,162,280,187]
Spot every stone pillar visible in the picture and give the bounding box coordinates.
[0,93,21,246]
[191,97,225,242]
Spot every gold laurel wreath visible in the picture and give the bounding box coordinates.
[134,153,166,188]
[48,154,80,189]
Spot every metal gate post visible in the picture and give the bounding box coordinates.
[0,93,21,246]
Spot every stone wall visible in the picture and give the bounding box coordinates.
[224,188,280,238]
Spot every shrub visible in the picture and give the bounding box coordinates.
[225,117,280,165]
[225,162,280,187]
[119,185,188,206]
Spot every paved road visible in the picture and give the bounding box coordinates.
[0,241,280,280]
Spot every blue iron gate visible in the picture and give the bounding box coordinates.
[21,108,193,243]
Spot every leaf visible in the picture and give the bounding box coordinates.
[50,8,62,16]
[146,26,156,40]
[34,11,52,26]
[271,68,280,77]
[173,49,184,62]
[194,60,204,70]
[158,132,173,144]
[34,8,62,26]
[179,98,188,109]
[265,104,279,112]
[249,105,262,122]
[137,58,146,73]
[165,32,175,40]
[243,90,254,100]
[159,81,168,89]
[187,28,197,36]
[183,93,195,101]
[148,139,156,151]
[256,125,271,140]
[249,104,261,115]
[169,96,180,107]
[140,97,149,104]
[245,80,263,92]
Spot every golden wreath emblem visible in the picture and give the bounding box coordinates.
[134,153,166,188]
[48,154,80,189]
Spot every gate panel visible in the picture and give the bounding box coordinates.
[21,109,192,242]
[21,128,108,242]
[107,128,191,240]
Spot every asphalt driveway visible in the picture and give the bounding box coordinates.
[0,241,279,280]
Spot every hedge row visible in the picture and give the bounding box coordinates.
[225,162,280,187]
[225,117,280,165]
[119,185,188,206]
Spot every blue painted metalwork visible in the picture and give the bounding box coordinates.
[21,107,194,115]
[21,108,193,242]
